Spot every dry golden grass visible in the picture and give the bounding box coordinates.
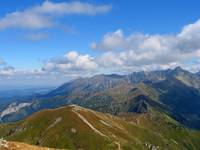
[0,141,61,150]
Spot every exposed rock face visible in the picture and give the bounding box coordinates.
[0,102,32,118]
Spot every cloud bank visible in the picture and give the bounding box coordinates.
[42,51,97,75]
[0,1,112,30]
[1,16,200,87]
[91,19,200,72]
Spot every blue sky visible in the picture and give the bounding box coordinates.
[1,0,200,89]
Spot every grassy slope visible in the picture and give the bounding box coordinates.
[119,108,200,150]
[0,105,200,150]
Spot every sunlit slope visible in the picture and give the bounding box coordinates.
[1,105,200,150]
[0,139,60,150]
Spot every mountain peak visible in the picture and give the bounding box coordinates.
[170,66,189,75]
[174,66,185,72]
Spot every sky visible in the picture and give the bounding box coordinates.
[1,0,200,89]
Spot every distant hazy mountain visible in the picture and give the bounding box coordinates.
[1,67,200,129]
[1,105,200,150]
[196,71,200,76]
[0,87,54,107]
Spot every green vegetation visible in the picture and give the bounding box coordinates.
[1,105,200,150]
[2,67,200,131]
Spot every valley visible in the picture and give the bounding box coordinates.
[1,67,200,149]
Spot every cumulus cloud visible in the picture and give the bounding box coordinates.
[0,66,15,77]
[0,1,112,30]
[177,19,200,52]
[42,51,98,74]
[2,19,200,87]
[91,29,125,51]
[91,19,200,72]
[0,51,98,86]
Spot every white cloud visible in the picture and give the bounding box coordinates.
[0,51,98,82]
[177,19,200,52]
[42,51,98,74]
[0,10,52,30]
[178,19,200,39]
[37,1,112,15]
[91,29,125,51]
[0,1,112,30]
[0,66,15,77]
[2,19,200,86]
[91,19,200,72]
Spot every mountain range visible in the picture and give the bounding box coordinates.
[1,67,200,129]
[1,67,200,149]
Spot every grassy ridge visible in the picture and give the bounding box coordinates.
[0,105,200,150]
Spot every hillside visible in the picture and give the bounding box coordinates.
[0,105,200,150]
[0,138,59,150]
[1,67,200,130]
